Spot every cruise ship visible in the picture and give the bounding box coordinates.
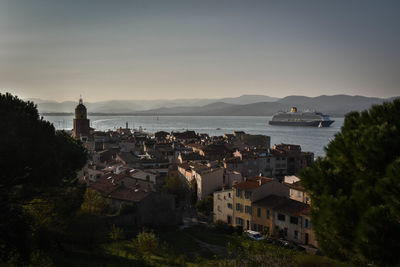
[269,107,334,127]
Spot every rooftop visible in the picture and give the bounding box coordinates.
[233,176,274,190]
[253,195,310,216]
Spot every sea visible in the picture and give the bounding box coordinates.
[43,115,344,158]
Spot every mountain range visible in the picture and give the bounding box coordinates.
[32,94,398,117]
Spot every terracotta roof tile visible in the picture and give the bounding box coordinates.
[253,195,310,216]
[233,176,274,190]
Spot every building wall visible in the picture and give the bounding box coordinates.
[177,166,193,184]
[289,188,310,204]
[251,180,289,202]
[233,180,289,230]
[195,167,224,200]
[224,171,243,188]
[213,189,233,224]
[273,212,303,243]
[73,118,90,139]
[302,215,318,247]
[232,187,252,230]
[251,204,274,235]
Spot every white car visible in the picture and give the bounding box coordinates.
[246,230,265,241]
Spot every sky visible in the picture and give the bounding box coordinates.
[0,0,399,102]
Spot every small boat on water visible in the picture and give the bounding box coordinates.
[269,107,334,127]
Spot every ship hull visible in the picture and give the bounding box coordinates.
[269,120,334,127]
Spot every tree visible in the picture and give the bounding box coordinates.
[0,93,87,262]
[162,175,186,204]
[301,99,400,266]
[109,224,125,241]
[195,196,213,216]
[80,188,108,215]
[134,230,159,257]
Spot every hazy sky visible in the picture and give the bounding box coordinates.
[1,0,399,101]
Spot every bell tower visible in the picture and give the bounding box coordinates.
[73,97,90,140]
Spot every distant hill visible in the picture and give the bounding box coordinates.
[33,95,278,113]
[36,94,398,116]
[276,95,388,115]
[137,95,397,116]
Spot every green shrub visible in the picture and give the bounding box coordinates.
[134,230,159,256]
[109,224,125,241]
[195,196,213,216]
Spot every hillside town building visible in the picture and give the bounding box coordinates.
[72,102,317,245]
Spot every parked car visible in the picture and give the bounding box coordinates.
[246,230,265,241]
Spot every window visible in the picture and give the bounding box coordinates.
[266,209,270,219]
[297,191,301,197]
[236,217,243,226]
[294,230,298,239]
[227,203,233,209]
[245,191,252,199]
[245,205,252,214]
[257,207,261,217]
[236,203,242,212]
[253,161,257,166]
[290,216,298,225]
[228,192,231,198]
[253,224,257,231]
[278,213,285,221]
[258,224,263,232]
[305,219,310,229]
[236,189,242,198]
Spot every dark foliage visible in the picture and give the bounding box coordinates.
[195,196,213,216]
[0,93,87,262]
[301,99,400,266]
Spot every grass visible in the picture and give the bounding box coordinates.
[184,225,239,247]
[45,217,353,267]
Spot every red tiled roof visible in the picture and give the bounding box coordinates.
[90,176,120,195]
[109,186,151,202]
[253,195,310,216]
[233,176,274,190]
